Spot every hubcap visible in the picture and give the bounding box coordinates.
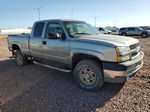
[79,68,96,86]
[143,34,146,37]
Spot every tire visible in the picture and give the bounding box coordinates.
[73,60,104,91]
[15,50,28,66]
[141,33,148,38]
[121,33,127,36]
[108,32,112,35]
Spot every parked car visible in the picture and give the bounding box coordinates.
[8,19,144,91]
[119,27,150,38]
[97,27,112,34]
[111,29,119,35]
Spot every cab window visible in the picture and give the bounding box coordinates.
[45,22,64,39]
[33,23,44,37]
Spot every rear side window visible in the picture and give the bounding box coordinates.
[120,28,125,31]
[128,28,135,31]
[33,23,44,37]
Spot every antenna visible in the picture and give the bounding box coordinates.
[92,16,99,27]
[34,7,43,20]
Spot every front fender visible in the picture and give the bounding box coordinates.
[69,48,105,66]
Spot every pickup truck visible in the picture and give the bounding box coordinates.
[8,19,144,91]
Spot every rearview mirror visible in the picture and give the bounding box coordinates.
[48,32,66,39]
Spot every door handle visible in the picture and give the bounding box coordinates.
[42,41,47,45]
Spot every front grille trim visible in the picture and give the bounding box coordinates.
[129,43,141,59]
[129,43,140,50]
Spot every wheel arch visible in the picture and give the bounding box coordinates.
[121,32,127,35]
[11,44,22,55]
[141,32,148,35]
[70,50,105,69]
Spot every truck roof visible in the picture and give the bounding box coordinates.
[35,19,84,23]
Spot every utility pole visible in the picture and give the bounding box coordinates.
[34,7,43,20]
[71,6,74,19]
[93,16,99,27]
[113,20,117,27]
[126,21,128,27]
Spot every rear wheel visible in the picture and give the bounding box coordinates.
[73,60,104,91]
[15,50,28,66]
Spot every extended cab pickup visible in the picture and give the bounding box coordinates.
[8,19,144,91]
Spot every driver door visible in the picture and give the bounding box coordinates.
[41,22,70,65]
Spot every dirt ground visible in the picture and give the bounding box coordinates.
[0,35,8,39]
[0,35,149,112]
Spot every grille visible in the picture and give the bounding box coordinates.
[131,52,138,57]
[129,43,140,58]
[129,43,140,50]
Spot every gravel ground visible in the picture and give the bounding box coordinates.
[0,36,149,112]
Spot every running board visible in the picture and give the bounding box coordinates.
[33,61,72,73]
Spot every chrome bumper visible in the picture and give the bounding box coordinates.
[103,52,144,83]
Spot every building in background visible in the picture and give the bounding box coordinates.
[0,28,31,35]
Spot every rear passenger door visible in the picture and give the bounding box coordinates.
[127,28,135,35]
[30,22,45,58]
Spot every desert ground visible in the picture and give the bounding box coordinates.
[0,35,149,112]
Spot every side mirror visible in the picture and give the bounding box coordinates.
[48,32,66,39]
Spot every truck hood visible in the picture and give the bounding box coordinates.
[77,34,139,46]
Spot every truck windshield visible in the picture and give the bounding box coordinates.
[64,21,99,38]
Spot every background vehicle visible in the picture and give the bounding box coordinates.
[119,27,150,38]
[8,19,144,91]
[110,29,119,35]
[97,27,112,34]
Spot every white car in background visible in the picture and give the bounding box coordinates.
[111,29,119,35]
[97,27,112,34]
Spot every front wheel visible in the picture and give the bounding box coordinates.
[73,60,104,91]
[141,33,148,38]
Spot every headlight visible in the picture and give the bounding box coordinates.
[116,46,131,62]
[116,46,130,55]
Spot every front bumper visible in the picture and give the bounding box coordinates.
[103,51,144,83]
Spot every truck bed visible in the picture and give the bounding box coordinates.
[8,35,30,56]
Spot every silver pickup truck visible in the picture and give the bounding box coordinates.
[8,19,144,91]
